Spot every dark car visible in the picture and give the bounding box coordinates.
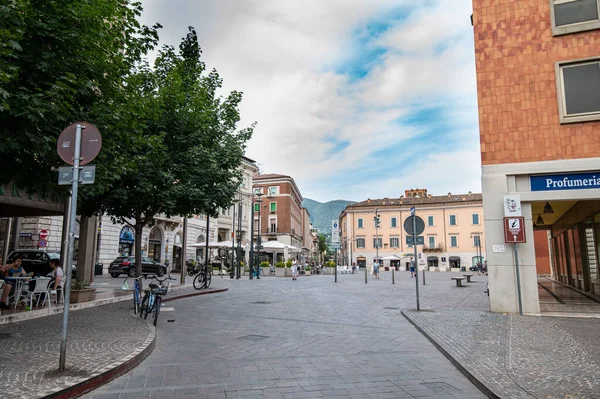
[5,250,77,278]
[108,256,167,278]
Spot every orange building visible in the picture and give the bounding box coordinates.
[474,0,600,313]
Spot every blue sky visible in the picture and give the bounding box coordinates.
[141,0,480,202]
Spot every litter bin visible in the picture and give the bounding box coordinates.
[94,262,103,276]
[461,266,466,272]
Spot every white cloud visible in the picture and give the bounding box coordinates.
[140,0,480,203]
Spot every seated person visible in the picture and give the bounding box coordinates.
[48,259,64,302]
[269,264,276,274]
[1,257,26,308]
[0,264,13,308]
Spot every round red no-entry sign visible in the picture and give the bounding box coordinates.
[40,229,48,240]
[57,122,102,165]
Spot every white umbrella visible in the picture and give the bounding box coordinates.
[189,240,234,249]
[382,255,401,260]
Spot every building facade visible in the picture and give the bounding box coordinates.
[252,174,303,249]
[301,207,313,261]
[473,0,600,313]
[340,189,486,271]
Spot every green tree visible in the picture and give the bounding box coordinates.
[85,27,253,278]
[0,0,160,195]
[318,233,328,263]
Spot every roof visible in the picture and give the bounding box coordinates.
[253,173,291,181]
[347,193,483,210]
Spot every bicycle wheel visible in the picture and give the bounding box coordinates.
[140,293,150,319]
[193,272,205,290]
[153,296,161,326]
[205,270,212,288]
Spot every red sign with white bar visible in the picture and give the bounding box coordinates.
[504,217,526,243]
[40,229,48,240]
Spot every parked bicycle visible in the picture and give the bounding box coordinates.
[140,274,176,326]
[192,263,212,290]
[121,275,144,315]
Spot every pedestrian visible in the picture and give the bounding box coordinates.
[291,260,298,281]
[409,257,416,278]
[48,259,64,302]
[477,262,482,275]
[373,260,380,279]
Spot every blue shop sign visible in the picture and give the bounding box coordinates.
[119,226,135,244]
[530,172,600,191]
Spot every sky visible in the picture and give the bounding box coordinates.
[140,0,481,203]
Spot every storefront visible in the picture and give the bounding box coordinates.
[118,226,134,257]
[172,232,182,271]
[148,226,162,262]
[427,256,439,267]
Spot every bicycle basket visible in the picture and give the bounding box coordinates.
[152,287,168,296]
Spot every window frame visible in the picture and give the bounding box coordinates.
[450,235,458,248]
[356,237,366,248]
[390,236,399,248]
[268,186,279,196]
[269,202,277,212]
[472,213,480,225]
[555,57,600,124]
[390,217,397,228]
[357,218,364,229]
[449,214,457,226]
[428,236,436,248]
[427,215,435,227]
[473,235,481,247]
[550,0,600,36]
[373,237,382,249]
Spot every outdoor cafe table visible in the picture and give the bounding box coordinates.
[8,276,31,308]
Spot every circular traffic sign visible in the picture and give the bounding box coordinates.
[404,216,425,236]
[57,122,102,165]
[40,229,48,240]
[38,239,47,248]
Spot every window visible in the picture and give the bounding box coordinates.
[270,202,277,212]
[428,236,436,248]
[556,58,600,123]
[449,215,457,226]
[473,235,481,247]
[472,214,480,225]
[253,187,263,195]
[450,235,458,247]
[356,238,365,248]
[427,216,434,226]
[550,0,600,36]
[390,217,397,228]
[269,218,277,233]
[358,218,364,228]
[390,237,399,248]
[254,218,259,230]
[373,237,382,249]
[254,203,259,212]
[268,186,279,195]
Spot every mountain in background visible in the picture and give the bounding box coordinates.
[302,198,356,233]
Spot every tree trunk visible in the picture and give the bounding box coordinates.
[134,222,143,280]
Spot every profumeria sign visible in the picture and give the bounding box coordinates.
[530,172,600,191]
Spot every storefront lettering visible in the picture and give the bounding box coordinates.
[531,172,600,191]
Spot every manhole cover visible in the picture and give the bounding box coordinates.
[384,307,399,310]
[251,301,272,304]
[238,334,270,341]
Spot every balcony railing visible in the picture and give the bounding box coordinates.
[423,242,445,252]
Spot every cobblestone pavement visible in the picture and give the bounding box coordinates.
[85,271,488,399]
[0,280,228,399]
[403,298,600,398]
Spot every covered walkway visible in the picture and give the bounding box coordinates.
[538,277,600,317]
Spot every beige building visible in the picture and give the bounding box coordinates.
[339,189,486,271]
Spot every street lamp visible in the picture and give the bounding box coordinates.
[374,209,381,266]
[254,191,264,279]
[471,231,483,270]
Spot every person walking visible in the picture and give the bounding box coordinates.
[373,260,380,279]
[409,257,416,278]
[291,260,298,281]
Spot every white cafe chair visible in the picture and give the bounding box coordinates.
[25,277,52,308]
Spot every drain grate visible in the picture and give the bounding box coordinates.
[238,334,270,341]
[251,301,272,304]
[384,307,399,310]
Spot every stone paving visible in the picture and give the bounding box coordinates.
[85,271,489,399]
[0,280,227,399]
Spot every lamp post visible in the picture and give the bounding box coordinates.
[374,208,380,267]
[255,191,263,279]
[471,231,483,271]
[236,198,242,279]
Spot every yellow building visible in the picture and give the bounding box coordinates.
[339,189,486,271]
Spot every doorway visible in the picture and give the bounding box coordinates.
[148,226,162,262]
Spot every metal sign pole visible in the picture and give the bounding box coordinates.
[59,124,82,371]
[514,243,523,315]
[413,213,420,311]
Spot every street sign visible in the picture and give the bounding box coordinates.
[57,122,102,165]
[410,206,415,216]
[504,217,526,243]
[58,165,96,185]
[40,229,48,240]
[406,236,425,246]
[332,243,341,249]
[38,239,47,248]
[404,216,425,236]
[503,194,522,217]
[331,220,340,245]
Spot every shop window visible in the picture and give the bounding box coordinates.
[556,58,600,123]
[551,0,600,36]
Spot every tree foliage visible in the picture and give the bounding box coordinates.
[318,233,328,262]
[83,27,253,276]
[0,0,160,194]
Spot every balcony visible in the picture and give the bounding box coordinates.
[423,242,445,252]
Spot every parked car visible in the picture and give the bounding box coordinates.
[108,256,167,278]
[5,250,77,278]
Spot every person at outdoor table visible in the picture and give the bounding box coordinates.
[0,264,14,308]
[0,257,26,308]
[47,259,64,302]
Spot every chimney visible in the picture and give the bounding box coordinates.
[447,192,452,197]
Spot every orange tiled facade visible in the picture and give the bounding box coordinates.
[474,0,600,165]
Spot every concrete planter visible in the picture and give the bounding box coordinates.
[275,268,286,277]
[70,288,96,303]
[439,267,448,272]
[429,267,436,272]
[450,268,460,273]
[305,271,311,276]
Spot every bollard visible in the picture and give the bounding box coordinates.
[422,268,426,285]
[365,267,367,284]
[392,268,395,284]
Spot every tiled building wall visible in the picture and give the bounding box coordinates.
[474,0,600,165]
